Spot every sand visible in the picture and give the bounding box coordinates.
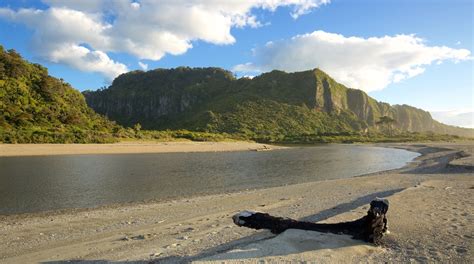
[195,230,382,263]
[0,141,284,157]
[0,142,472,263]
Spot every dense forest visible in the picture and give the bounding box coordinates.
[0,46,120,143]
[0,46,471,143]
[85,67,473,142]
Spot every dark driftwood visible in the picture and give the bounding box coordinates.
[232,198,389,244]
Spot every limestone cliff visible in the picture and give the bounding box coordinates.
[84,67,473,137]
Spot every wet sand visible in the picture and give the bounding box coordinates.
[0,142,472,263]
[0,141,284,157]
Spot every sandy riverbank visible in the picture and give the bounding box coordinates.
[0,143,472,263]
[0,141,284,157]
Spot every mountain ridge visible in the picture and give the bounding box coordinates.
[84,67,473,138]
[2,46,470,144]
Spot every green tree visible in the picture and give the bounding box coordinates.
[133,123,142,132]
[0,45,120,143]
[376,116,396,136]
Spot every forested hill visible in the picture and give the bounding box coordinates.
[0,46,119,143]
[1,45,470,144]
[84,67,473,139]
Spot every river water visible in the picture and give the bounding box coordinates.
[0,145,418,214]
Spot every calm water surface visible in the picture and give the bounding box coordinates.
[0,145,418,214]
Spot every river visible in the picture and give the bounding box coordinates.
[0,145,418,214]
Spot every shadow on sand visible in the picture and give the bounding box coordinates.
[156,189,402,263]
[43,188,403,264]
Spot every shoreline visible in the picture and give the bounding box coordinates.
[0,143,419,218]
[0,142,472,263]
[0,141,286,157]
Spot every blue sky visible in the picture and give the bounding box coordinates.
[0,0,472,127]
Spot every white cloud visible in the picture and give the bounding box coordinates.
[131,2,140,10]
[49,44,128,81]
[232,62,262,73]
[0,7,126,80]
[233,30,471,92]
[431,110,474,128]
[138,61,148,71]
[0,0,329,80]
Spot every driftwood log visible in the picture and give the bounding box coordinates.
[232,198,389,244]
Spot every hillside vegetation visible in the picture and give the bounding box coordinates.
[0,46,119,143]
[1,46,470,144]
[85,67,473,141]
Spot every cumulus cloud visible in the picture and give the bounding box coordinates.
[0,7,127,80]
[431,110,474,129]
[233,30,471,92]
[138,61,148,71]
[49,44,128,81]
[232,62,262,73]
[0,0,329,80]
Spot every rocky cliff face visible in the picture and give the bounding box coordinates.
[84,67,235,128]
[84,67,472,137]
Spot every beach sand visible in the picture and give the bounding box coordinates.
[0,142,472,263]
[0,141,283,157]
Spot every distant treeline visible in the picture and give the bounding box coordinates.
[0,45,471,144]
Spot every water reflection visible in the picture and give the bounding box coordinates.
[0,145,419,214]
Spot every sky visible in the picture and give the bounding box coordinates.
[0,0,472,128]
